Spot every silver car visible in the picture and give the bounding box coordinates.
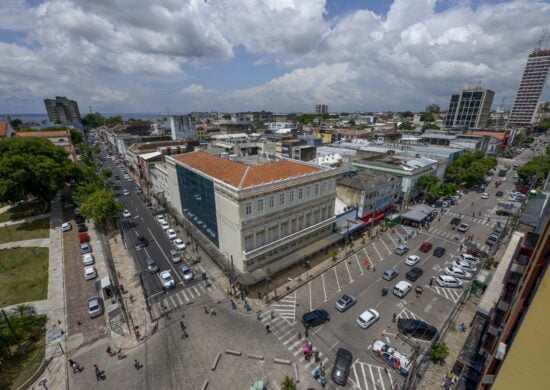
[179,264,194,282]
[87,296,103,318]
[335,294,357,312]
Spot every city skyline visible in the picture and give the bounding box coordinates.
[1,0,550,114]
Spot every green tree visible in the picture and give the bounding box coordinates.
[105,115,123,127]
[535,118,550,132]
[69,128,83,145]
[420,112,435,122]
[422,123,440,131]
[518,155,550,181]
[348,119,356,126]
[401,111,414,118]
[81,112,105,128]
[0,138,76,208]
[430,341,449,363]
[445,151,497,186]
[296,114,316,124]
[9,118,22,129]
[280,376,296,390]
[418,175,439,191]
[80,188,123,227]
[222,114,231,120]
[398,122,414,130]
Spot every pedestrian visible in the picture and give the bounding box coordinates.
[270,310,276,320]
[210,306,216,316]
[133,359,141,370]
[392,313,397,322]
[203,306,208,314]
[256,310,262,320]
[313,366,320,380]
[266,324,271,333]
[94,364,101,381]
[430,277,434,287]
[320,370,327,388]
[305,327,309,338]
[297,331,302,340]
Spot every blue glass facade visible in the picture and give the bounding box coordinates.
[176,164,219,246]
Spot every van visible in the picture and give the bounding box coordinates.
[393,281,412,298]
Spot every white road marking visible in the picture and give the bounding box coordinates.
[333,267,341,292]
[328,341,339,351]
[354,254,365,275]
[379,237,392,255]
[308,281,313,311]
[371,243,382,262]
[345,259,354,284]
[322,273,328,302]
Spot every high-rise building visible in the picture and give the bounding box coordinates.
[507,49,550,128]
[444,87,494,129]
[425,104,440,113]
[169,115,196,140]
[44,96,81,123]
[315,104,328,115]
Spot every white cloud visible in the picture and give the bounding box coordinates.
[0,0,549,113]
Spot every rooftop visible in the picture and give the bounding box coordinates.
[15,130,69,138]
[172,150,323,189]
[337,171,398,191]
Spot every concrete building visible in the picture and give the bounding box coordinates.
[170,115,196,140]
[444,87,495,129]
[315,104,328,115]
[150,162,172,205]
[425,104,440,113]
[165,150,340,282]
[507,49,550,127]
[336,171,401,222]
[15,130,77,160]
[266,122,294,132]
[44,96,81,124]
[0,120,14,138]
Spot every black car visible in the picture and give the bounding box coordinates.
[75,215,85,224]
[331,348,353,386]
[114,175,120,180]
[77,224,88,232]
[485,236,497,246]
[450,217,461,226]
[136,236,149,248]
[397,319,438,340]
[302,309,330,328]
[433,247,446,257]
[406,267,423,282]
[495,191,503,197]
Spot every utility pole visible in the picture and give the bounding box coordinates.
[230,255,235,297]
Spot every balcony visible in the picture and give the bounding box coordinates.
[509,262,525,274]
[487,323,500,336]
[497,300,510,312]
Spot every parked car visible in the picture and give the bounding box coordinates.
[146,258,159,273]
[77,223,88,232]
[61,222,72,232]
[302,309,330,328]
[356,309,380,329]
[460,253,479,265]
[481,193,489,199]
[179,264,194,282]
[159,270,176,289]
[382,268,399,281]
[436,275,463,288]
[450,217,461,226]
[371,340,411,376]
[457,223,469,232]
[87,296,103,318]
[467,247,488,258]
[444,266,472,279]
[406,267,423,282]
[166,228,177,240]
[79,233,90,243]
[485,236,498,246]
[84,266,97,280]
[335,294,357,312]
[123,189,130,196]
[452,259,477,273]
[433,247,446,257]
[397,318,438,340]
[170,250,182,263]
[331,348,353,386]
[395,245,409,255]
[156,214,165,223]
[173,238,186,250]
[405,255,420,266]
[495,191,503,197]
[160,221,170,230]
[122,209,131,218]
[419,242,432,253]
[82,253,95,266]
[80,243,92,254]
[136,235,149,248]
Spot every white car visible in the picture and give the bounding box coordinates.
[452,259,477,273]
[61,222,72,232]
[405,255,420,266]
[460,253,479,266]
[84,266,97,280]
[126,176,133,182]
[123,189,130,196]
[160,221,170,230]
[173,238,186,250]
[166,229,177,240]
[481,193,489,199]
[356,309,380,329]
[82,253,95,266]
[444,266,472,280]
[159,270,176,289]
[457,223,469,232]
[156,214,165,223]
[436,275,463,288]
[122,209,131,218]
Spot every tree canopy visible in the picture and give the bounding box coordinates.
[518,155,550,182]
[418,175,439,190]
[445,151,497,186]
[422,123,440,131]
[398,122,414,130]
[0,138,76,208]
[105,116,123,128]
[79,188,123,227]
[9,118,22,129]
[420,112,435,122]
[81,112,105,128]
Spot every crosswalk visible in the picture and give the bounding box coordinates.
[269,291,297,324]
[427,285,464,303]
[150,282,216,319]
[351,360,401,390]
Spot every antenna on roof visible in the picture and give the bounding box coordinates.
[536,28,548,52]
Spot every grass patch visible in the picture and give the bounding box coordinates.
[0,315,47,390]
[0,247,49,307]
[0,200,45,223]
[0,218,50,245]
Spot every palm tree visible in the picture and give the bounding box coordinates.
[281,376,296,390]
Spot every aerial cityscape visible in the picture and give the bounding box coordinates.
[1,1,550,390]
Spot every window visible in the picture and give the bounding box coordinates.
[269,196,274,209]
[321,182,326,194]
[298,216,304,230]
[298,189,303,200]
[289,191,294,203]
[291,218,297,233]
[314,184,319,196]
[245,202,252,216]
[305,213,311,227]
[268,226,277,242]
[280,193,285,205]
[306,186,310,198]
[256,230,265,247]
[281,221,289,237]
[258,199,264,213]
[245,234,253,251]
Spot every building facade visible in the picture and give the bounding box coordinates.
[315,104,328,115]
[170,115,196,140]
[15,130,77,160]
[44,96,81,124]
[165,151,339,279]
[444,88,495,129]
[507,49,550,127]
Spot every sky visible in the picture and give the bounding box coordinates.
[1,0,550,115]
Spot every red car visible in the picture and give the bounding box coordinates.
[79,233,90,243]
[419,242,432,253]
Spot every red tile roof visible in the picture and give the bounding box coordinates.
[464,130,508,141]
[16,130,69,138]
[173,150,322,188]
[0,122,7,137]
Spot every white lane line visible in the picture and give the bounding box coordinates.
[376,366,386,390]
[174,293,184,305]
[180,289,189,301]
[387,233,397,247]
[368,364,376,389]
[354,254,365,275]
[282,334,297,346]
[371,243,382,262]
[361,362,370,390]
[333,267,341,292]
[351,364,360,390]
[192,285,201,296]
[288,338,303,351]
[328,341,339,351]
[345,259,354,284]
[379,237,392,255]
[147,227,182,283]
[322,273,328,302]
[308,281,313,311]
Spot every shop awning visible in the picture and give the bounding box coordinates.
[100,276,111,289]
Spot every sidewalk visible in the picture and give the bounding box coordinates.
[0,299,48,316]
[0,213,50,228]
[0,238,50,250]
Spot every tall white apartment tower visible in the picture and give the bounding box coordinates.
[507,49,550,128]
